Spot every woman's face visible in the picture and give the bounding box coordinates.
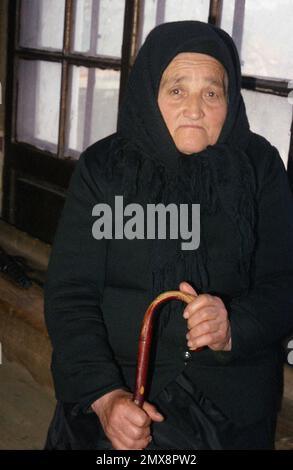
[158,52,228,154]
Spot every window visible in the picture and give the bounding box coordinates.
[66,67,120,154]
[16,0,125,156]
[17,59,62,153]
[4,0,293,244]
[4,0,126,242]
[220,0,293,166]
[138,0,210,48]
[224,0,293,79]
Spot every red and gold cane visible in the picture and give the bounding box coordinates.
[133,290,198,407]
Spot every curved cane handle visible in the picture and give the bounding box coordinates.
[133,290,197,407]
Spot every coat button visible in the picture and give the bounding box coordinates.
[183,350,192,363]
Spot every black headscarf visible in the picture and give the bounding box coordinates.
[111,21,256,331]
[117,21,250,167]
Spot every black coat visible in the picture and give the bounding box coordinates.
[45,131,293,427]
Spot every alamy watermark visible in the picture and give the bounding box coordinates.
[92,196,200,251]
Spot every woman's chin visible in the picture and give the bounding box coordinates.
[174,133,209,154]
[177,143,208,155]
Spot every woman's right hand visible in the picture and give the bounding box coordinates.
[91,388,164,450]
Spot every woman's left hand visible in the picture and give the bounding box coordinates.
[179,281,232,352]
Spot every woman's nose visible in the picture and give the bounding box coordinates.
[183,94,204,120]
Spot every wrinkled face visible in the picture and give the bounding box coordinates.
[158,52,228,154]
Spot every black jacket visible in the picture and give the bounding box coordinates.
[45,131,293,426]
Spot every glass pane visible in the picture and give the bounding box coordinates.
[19,0,65,50]
[66,66,120,156]
[72,0,125,58]
[241,0,293,79]
[221,0,293,79]
[242,89,292,167]
[138,0,210,48]
[220,0,234,38]
[16,60,61,152]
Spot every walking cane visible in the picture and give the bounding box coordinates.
[133,290,198,407]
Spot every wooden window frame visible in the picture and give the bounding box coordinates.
[3,0,139,242]
[209,0,293,184]
[3,0,293,244]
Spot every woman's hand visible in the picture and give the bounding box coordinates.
[179,281,232,351]
[91,389,164,450]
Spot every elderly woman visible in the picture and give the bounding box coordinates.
[44,21,293,449]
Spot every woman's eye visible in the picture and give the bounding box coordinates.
[170,88,181,96]
[205,90,219,100]
[207,91,216,97]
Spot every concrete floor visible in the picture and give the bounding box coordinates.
[0,356,55,450]
[0,355,292,450]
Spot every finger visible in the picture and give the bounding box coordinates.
[179,281,198,297]
[186,318,220,341]
[111,433,152,450]
[187,309,221,330]
[117,421,151,442]
[143,402,165,422]
[186,306,218,328]
[187,330,228,350]
[124,405,151,428]
[183,294,215,320]
[107,418,151,447]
